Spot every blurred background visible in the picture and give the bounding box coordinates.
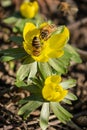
[0,0,87,130]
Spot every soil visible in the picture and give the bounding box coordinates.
[0,0,87,130]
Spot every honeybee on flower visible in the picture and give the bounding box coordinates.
[39,24,57,41]
[32,36,42,56]
[23,22,69,62]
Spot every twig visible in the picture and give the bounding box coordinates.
[74,111,87,118]
[27,120,39,126]
[67,120,82,130]
[49,120,61,126]
[44,0,52,13]
[76,48,87,61]
[49,115,57,120]
[68,17,87,30]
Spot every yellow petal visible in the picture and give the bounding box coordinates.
[50,75,62,83]
[33,1,39,13]
[45,75,61,85]
[42,75,68,102]
[20,2,34,18]
[32,52,49,62]
[53,92,61,101]
[40,22,48,28]
[42,83,54,101]
[23,41,32,55]
[23,23,36,40]
[20,1,39,18]
[56,89,68,102]
[48,50,64,58]
[47,26,69,50]
[23,22,40,45]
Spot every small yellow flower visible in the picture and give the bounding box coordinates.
[20,1,39,18]
[42,75,68,102]
[23,22,69,62]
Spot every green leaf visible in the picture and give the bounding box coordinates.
[0,47,23,54]
[15,79,42,94]
[10,36,23,45]
[3,17,17,24]
[63,99,72,105]
[48,44,81,75]
[14,18,37,33]
[40,103,50,130]
[48,46,72,75]
[15,80,27,88]
[65,44,82,63]
[30,77,43,88]
[1,0,12,7]
[18,92,43,105]
[0,48,27,61]
[65,93,77,101]
[38,62,52,79]
[0,55,15,61]
[57,103,73,118]
[18,99,28,106]
[50,102,66,123]
[50,102,72,123]
[14,19,26,33]
[27,62,37,84]
[23,56,34,64]
[16,62,34,81]
[48,58,65,74]
[60,79,76,89]
[18,101,42,119]
[19,94,44,104]
[22,85,42,94]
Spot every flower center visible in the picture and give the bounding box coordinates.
[55,85,62,92]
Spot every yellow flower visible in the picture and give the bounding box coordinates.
[23,22,69,62]
[20,1,39,18]
[42,75,68,102]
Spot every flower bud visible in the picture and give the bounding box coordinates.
[20,1,39,18]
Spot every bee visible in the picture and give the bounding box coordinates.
[39,24,57,41]
[57,2,78,16]
[32,36,42,56]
